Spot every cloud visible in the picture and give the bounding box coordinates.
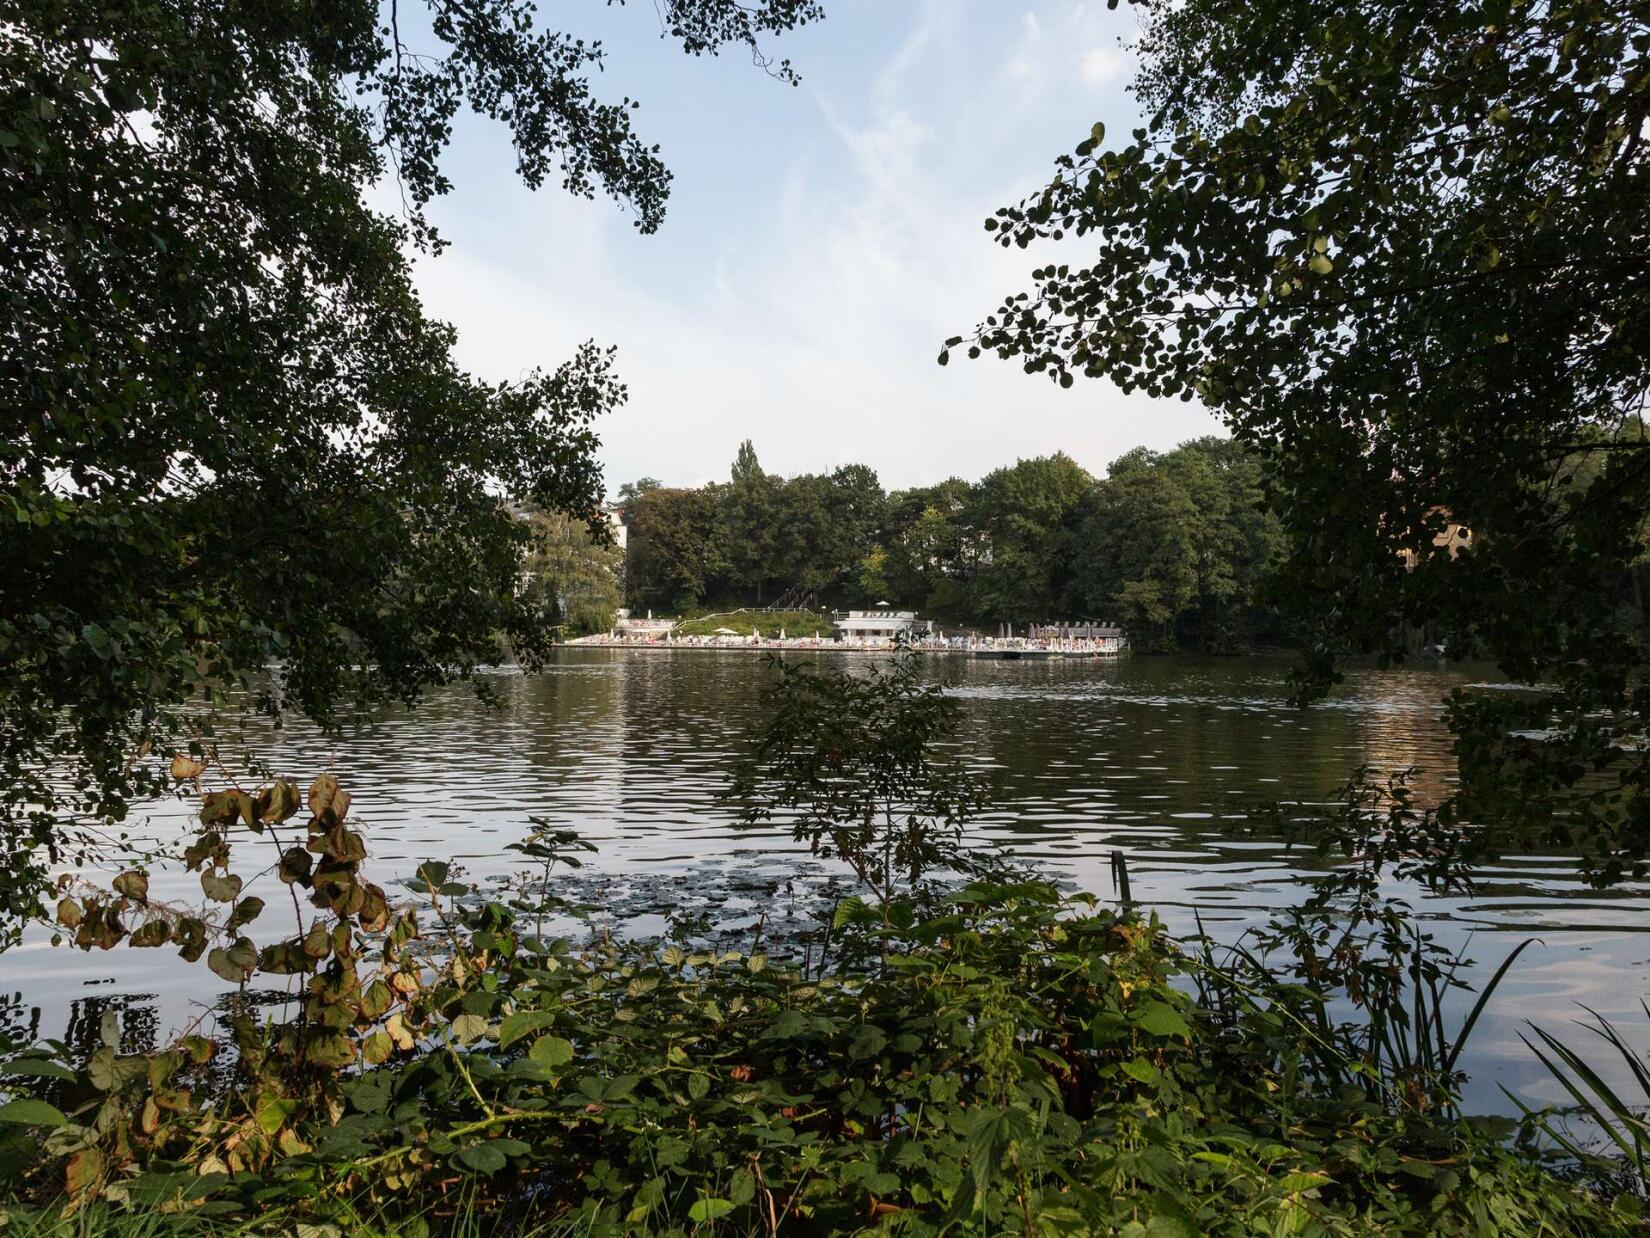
[399,1,1220,495]
[1005,13,1043,81]
[1079,45,1128,85]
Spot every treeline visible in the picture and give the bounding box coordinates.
[619,436,1289,651]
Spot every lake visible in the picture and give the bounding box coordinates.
[8,649,1647,1113]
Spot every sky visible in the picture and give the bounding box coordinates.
[398,0,1222,496]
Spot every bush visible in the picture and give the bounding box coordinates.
[673,611,835,639]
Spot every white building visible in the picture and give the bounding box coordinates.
[834,609,934,642]
[604,504,628,552]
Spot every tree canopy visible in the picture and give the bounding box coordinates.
[521,509,624,637]
[954,0,1650,879]
[618,437,1285,642]
[1,0,822,921]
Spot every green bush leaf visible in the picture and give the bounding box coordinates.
[1274,1171,1332,1194]
[497,1009,556,1048]
[0,1058,76,1081]
[688,1197,734,1223]
[1133,1001,1191,1040]
[0,1099,69,1127]
[456,1141,506,1175]
[529,1035,573,1067]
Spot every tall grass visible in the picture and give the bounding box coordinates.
[1188,910,1535,1117]
[1514,1002,1650,1200]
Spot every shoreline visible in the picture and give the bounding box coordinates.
[564,635,1128,660]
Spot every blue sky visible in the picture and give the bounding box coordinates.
[399,0,1220,495]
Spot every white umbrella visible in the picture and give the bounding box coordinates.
[712,627,737,635]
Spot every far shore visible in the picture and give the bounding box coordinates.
[565,633,1127,659]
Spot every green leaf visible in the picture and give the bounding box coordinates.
[207,938,256,984]
[361,1031,394,1066]
[1274,1171,1331,1194]
[528,1035,573,1067]
[254,1097,299,1135]
[349,1071,391,1114]
[456,1141,507,1175]
[0,1058,76,1081]
[849,1023,888,1060]
[87,1047,145,1092]
[1133,1001,1191,1040]
[1121,1057,1162,1085]
[497,1009,556,1048]
[0,1099,69,1127]
[688,1198,734,1223]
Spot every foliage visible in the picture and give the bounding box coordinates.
[727,653,993,909]
[954,0,1650,877]
[619,437,1283,640]
[964,454,1094,627]
[627,452,891,617]
[1069,438,1286,651]
[672,610,835,639]
[620,486,723,614]
[4,859,1631,1234]
[0,0,823,926]
[714,442,784,605]
[521,510,624,637]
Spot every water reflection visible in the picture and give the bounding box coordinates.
[4,650,1646,1114]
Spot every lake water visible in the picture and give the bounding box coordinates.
[7,649,1647,1113]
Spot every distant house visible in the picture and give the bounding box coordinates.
[834,609,934,642]
[605,504,628,552]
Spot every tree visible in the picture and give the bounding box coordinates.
[1066,439,1284,651]
[617,478,663,504]
[881,479,979,615]
[966,453,1094,624]
[1069,465,1200,650]
[715,440,782,602]
[824,463,888,589]
[855,546,894,604]
[1171,437,1288,648]
[764,466,888,598]
[522,510,624,636]
[625,487,719,612]
[954,1,1650,878]
[1,1,823,921]
[728,653,990,912]
[771,472,835,593]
